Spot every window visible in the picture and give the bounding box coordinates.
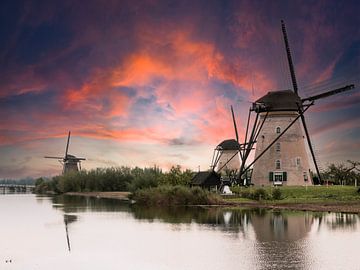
[275,142,280,152]
[270,172,287,183]
[296,157,301,166]
[303,172,308,181]
[274,173,283,182]
[275,159,281,169]
[276,127,281,134]
[273,172,287,185]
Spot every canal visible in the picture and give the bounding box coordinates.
[1,194,359,269]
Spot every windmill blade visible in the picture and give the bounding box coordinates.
[301,84,355,102]
[230,105,239,143]
[299,111,322,184]
[281,20,299,95]
[44,156,64,159]
[64,131,71,158]
[70,157,86,161]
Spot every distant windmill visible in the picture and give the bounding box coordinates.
[211,106,241,175]
[215,20,356,186]
[45,131,86,174]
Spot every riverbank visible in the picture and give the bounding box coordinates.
[66,191,131,201]
[222,199,360,214]
[64,190,360,213]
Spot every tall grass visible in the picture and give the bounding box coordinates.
[34,165,194,194]
[130,185,223,206]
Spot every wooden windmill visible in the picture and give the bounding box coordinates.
[218,20,355,186]
[45,131,86,174]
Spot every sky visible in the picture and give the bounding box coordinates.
[0,0,359,179]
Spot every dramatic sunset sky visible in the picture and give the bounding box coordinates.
[1,0,359,179]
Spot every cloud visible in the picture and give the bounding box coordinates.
[0,0,359,178]
[311,114,360,136]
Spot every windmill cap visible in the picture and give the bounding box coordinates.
[216,139,240,150]
[253,90,301,112]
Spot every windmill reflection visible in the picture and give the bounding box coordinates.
[64,214,77,252]
[250,211,314,270]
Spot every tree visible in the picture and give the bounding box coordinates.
[323,160,360,186]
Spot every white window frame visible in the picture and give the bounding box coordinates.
[273,172,283,185]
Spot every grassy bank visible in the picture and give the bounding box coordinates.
[229,186,360,203]
[129,185,223,206]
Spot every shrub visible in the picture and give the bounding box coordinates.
[35,165,196,194]
[252,188,268,200]
[130,186,223,206]
[240,189,252,199]
[272,188,282,200]
[230,185,242,195]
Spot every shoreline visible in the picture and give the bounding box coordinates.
[65,191,130,201]
[64,191,360,213]
[222,200,360,214]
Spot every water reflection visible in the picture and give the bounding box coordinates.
[49,195,359,234]
[250,211,314,270]
[64,214,76,252]
[48,195,360,270]
[1,194,360,270]
[313,212,360,231]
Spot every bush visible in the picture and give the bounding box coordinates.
[272,188,282,200]
[35,165,195,194]
[240,189,252,199]
[252,188,268,200]
[230,185,242,195]
[130,185,223,206]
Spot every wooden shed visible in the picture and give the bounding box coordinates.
[191,171,221,190]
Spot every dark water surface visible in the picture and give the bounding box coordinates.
[1,194,359,270]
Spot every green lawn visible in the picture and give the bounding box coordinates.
[229,185,360,203]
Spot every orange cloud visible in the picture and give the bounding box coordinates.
[64,69,131,118]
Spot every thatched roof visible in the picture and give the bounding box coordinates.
[216,139,240,151]
[192,171,220,186]
[253,90,301,112]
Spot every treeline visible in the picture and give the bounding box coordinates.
[321,160,360,186]
[34,165,194,194]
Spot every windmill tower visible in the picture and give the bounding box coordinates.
[211,106,241,177]
[45,131,86,174]
[248,21,355,186]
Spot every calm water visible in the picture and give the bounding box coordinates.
[1,194,360,270]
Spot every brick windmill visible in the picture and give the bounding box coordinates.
[211,106,241,175]
[218,20,355,186]
[45,131,86,174]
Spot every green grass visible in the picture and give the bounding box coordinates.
[229,186,360,204]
